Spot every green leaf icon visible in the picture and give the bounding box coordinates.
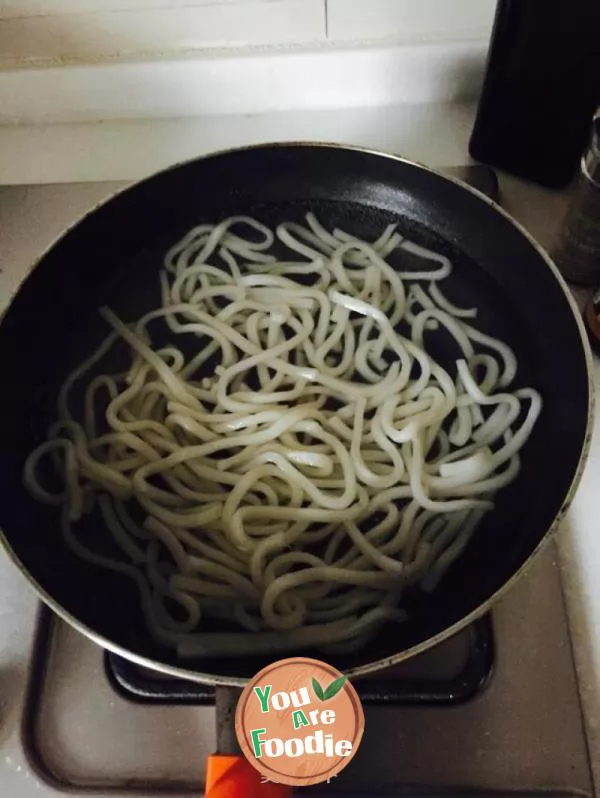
[323,675,348,700]
[312,677,325,701]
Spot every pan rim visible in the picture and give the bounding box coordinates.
[0,140,594,686]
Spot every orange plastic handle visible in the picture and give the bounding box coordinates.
[205,754,292,798]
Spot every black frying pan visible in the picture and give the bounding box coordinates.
[0,143,592,686]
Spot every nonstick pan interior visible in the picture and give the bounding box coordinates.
[0,144,591,683]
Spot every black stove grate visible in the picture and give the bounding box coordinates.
[104,615,494,707]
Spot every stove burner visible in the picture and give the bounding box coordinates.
[104,616,494,707]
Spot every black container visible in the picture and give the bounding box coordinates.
[469,0,600,189]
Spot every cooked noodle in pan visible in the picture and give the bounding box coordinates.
[23,213,542,657]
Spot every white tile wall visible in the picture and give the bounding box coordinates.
[327,0,497,42]
[0,0,496,70]
[0,0,268,18]
[0,1,325,65]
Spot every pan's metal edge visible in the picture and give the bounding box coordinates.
[0,141,594,686]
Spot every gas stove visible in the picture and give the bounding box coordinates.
[17,543,588,796]
[0,166,593,797]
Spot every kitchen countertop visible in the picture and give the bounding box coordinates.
[1,100,599,792]
[0,102,476,186]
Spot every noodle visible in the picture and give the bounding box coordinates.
[23,214,542,658]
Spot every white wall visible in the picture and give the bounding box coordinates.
[0,0,497,69]
[327,0,497,42]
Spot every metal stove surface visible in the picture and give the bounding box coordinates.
[0,166,593,797]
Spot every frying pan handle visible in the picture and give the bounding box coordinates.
[205,754,291,797]
[207,686,292,797]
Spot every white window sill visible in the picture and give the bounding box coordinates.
[0,99,476,185]
[0,38,488,125]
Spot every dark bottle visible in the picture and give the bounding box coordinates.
[469,0,600,189]
[554,115,600,284]
[584,288,600,356]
